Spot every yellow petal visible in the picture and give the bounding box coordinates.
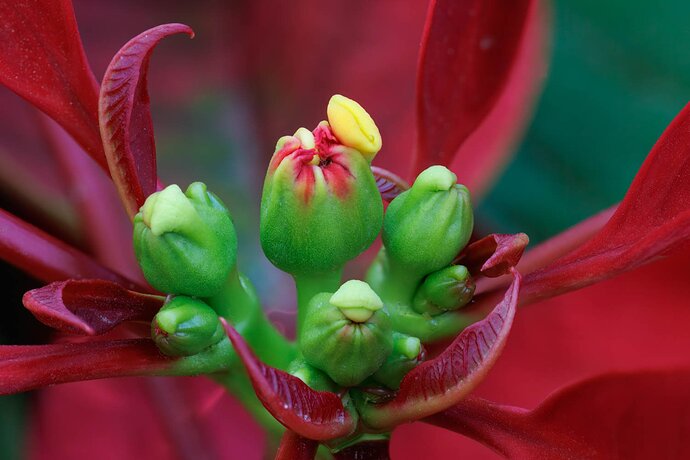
[327,94,382,162]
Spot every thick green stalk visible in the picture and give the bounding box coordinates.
[294,269,342,339]
[201,269,297,444]
[206,268,296,369]
[366,249,422,306]
[366,248,474,342]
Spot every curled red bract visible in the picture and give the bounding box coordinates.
[99,23,194,218]
[221,319,356,441]
[23,279,163,335]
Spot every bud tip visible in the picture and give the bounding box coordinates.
[293,127,316,149]
[141,184,198,237]
[330,279,383,322]
[396,336,421,360]
[414,165,457,192]
[327,94,382,161]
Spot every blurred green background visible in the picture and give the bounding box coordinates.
[479,0,690,241]
[3,0,690,458]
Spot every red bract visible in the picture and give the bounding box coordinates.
[519,101,690,304]
[23,279,163,335]
[0,339,171,394]
[357,271,521,430]
[425,369,690,459]
[0,0,103,165]
[0,0,689,459]
[0,209,136,287]
[99,24,194,218]
[414,0,531,172]
[222,318,357,441]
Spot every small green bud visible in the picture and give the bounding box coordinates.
[300,283,393,387]
[412,265,475,315]
[372,333,423,390]
[382,166,473,277]
[133,182,238,296]
[152,296,224,356]
[260,121,383,277]
[287,357,338,392]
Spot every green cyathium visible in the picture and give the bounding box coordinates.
[133,99,479,455]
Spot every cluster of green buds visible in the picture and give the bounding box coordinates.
[365,162,476,344]
[132,94,479,422]
[133,182,239,357]
[256,95,478,391]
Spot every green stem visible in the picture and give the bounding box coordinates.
[206,268,296,369]
[365,248,472,341]
[294,269,342,339]
[366,249,422,306]
[151,269,299,444]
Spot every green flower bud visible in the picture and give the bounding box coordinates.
[300,281,393,387]
[260,109,383,277]
[372,333,423,390]
[152,296,224,356]
[382,166,473,277]
[133,182,238,296]
[412,265,475,315]
[287,357,338,392]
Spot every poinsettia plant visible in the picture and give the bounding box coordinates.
[1,0,690,459]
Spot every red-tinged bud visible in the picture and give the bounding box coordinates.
[260,118,382,277]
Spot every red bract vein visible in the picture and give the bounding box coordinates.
[371,166,410,202]
[455,233,530,278]
[99,24,194,218]
[221,319,355,441]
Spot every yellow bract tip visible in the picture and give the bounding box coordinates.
[327,94,382,162]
